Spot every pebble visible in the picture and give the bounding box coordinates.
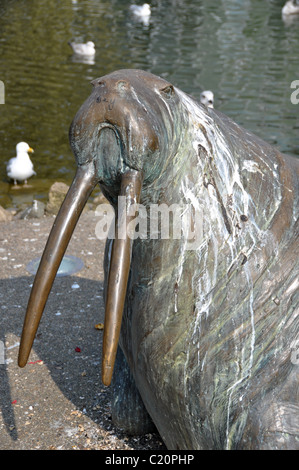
[46,181,69,215]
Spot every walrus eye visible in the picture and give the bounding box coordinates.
[160,84,175,99]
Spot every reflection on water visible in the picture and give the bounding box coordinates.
[0,0,298,208]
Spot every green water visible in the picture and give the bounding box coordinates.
[0,0,298,209]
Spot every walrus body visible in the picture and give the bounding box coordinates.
[18,70,299,450]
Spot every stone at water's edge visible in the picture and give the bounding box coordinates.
[46,181,69,215]
[0,205,13,222]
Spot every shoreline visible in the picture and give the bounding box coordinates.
[0,180,105,223]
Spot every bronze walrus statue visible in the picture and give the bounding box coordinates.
[18,69,298,450]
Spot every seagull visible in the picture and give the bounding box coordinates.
[130,3,151,19]
[282,0,299,16]
[68,41,96,56]
[7,142,36,185]
[200,90,214,108]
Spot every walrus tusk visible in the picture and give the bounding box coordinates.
[18,164,97,368]
[102,169,143,386]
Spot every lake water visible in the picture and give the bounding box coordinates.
[0,0,298,209]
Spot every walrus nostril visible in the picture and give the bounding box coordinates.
[160,84,175,99]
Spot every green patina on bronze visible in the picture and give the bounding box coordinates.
[18,70,298,450]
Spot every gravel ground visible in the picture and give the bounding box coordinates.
[0,210,165,450]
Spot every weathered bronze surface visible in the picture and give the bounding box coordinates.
[19,69,298,449]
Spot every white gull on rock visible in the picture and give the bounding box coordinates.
[6,142,36,185]
[68,41,96,56]
[200,90,214,108]
[282,0,299,16]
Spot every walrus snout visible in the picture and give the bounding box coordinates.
[70,70,181,186]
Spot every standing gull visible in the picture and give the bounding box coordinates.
[6,142,35,186]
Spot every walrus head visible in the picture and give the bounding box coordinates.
[18,70,186,385]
